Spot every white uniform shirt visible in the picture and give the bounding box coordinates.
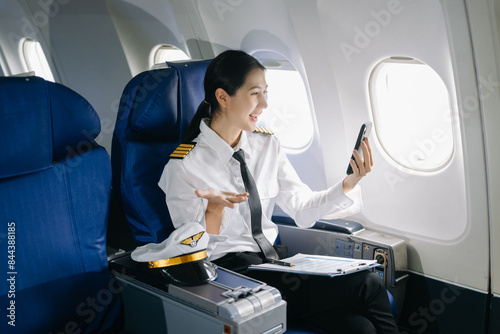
[159,120,362,261]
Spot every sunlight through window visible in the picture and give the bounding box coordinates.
[257,61,314,150]
[370,58,454,171]
[22,39,54,82]
[150,44,190,68]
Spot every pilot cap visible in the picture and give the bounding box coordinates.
[131,222,217,285]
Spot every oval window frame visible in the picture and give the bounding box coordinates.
[369,57,455,172]
[149,44,190,68]
[253,55,315,151]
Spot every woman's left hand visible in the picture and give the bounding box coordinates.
[342,138,374,193]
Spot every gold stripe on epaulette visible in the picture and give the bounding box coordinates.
[254,126,274,135]
[170,143,196,159]
[173,148,191,153]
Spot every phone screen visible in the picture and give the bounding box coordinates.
[346,122,372,175]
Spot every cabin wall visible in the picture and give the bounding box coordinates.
[106,0,196,76]
[313,0,490,293]
[268,0,489,294]
[467,0,500,305]
[47,1,132,151]
[0,1,44,76]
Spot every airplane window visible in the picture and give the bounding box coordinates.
[150,44,190,67]
[369,57,454,171]
[258,61,314,150]
[21,39,55,82]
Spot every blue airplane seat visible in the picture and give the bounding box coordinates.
[111,59,212,246]
[0,76,122,333]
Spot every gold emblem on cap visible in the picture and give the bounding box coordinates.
[148,250,207,268]
[170,143,196,159]
[181,231,204,247]
[254,126,273,135]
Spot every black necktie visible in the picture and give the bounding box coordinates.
[233,149,279,260]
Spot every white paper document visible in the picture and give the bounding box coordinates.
[248,253,379,277]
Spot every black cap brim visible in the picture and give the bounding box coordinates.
[161,258,217,286]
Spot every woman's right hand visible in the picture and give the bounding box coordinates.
[195,189,248,234]
[195,189,248,209]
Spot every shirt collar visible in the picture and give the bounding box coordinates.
[199,119,235,165]
[237,130,254,160]
[199,119,254,164]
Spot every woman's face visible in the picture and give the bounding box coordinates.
[224,68,268,133]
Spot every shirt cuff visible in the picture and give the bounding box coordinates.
[322,181,362,219]
[327,179,355,210]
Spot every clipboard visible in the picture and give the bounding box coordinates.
[248,253,379,277]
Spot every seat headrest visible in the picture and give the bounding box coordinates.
[123,59,211,141]
[0,76,101,179]
[127,69,179,140]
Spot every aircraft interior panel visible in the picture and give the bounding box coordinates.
[468,0,500,294]
[0,1,39,76]
[467,2,500,331]
[106,0,192,77]
[48,3,132,150]
[310,0,491,293]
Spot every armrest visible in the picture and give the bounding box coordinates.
[272,215,364,234]
[108,253,287,334]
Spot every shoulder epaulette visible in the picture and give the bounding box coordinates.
[254,126,274,135]
[170,142,196,159]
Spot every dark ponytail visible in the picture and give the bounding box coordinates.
[184,101,211,143]
[183,50,265,143]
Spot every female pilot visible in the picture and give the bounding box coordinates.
[159,50,399,333]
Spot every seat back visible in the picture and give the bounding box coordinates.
[111,60,211,246]
[0,76,122,333]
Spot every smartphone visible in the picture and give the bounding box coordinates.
[346,122,373,175]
